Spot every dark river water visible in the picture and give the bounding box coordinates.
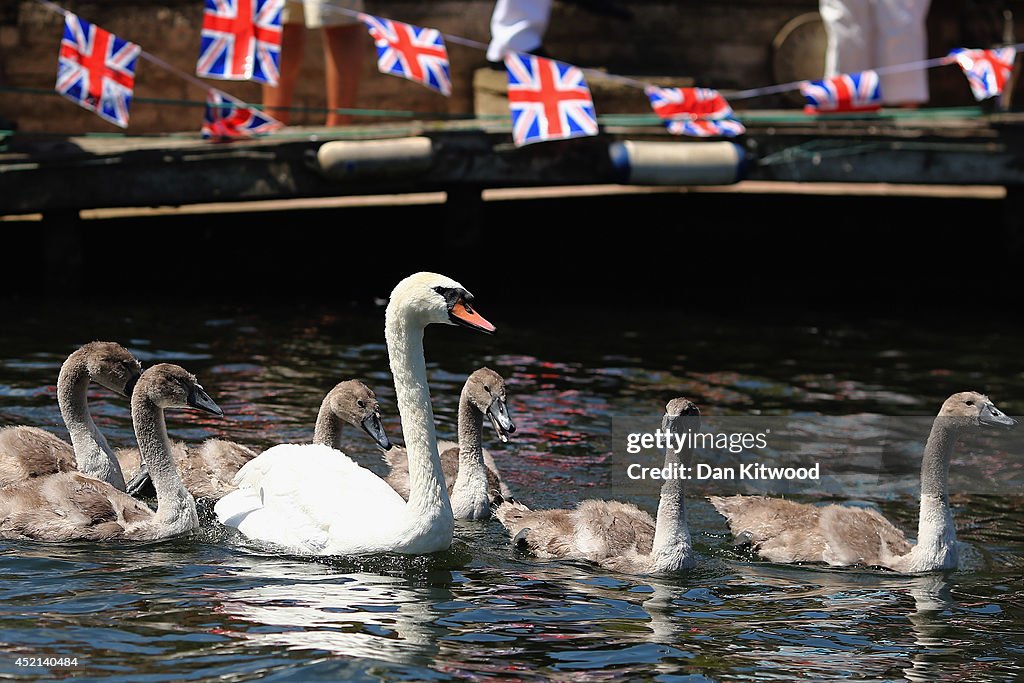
[0,287,1022,682]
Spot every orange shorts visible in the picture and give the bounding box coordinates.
[281,0,365,29]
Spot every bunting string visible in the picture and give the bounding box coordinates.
[40,0,282,136]
[41,0,221,95]
[20,0,1024,143]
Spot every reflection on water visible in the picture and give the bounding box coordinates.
[215,558,448,664]
[904,574,957,683]
[0,300,1022,681]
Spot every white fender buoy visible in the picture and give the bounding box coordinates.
[314,137,434,180]
[609,140,747,185]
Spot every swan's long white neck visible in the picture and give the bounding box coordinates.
[57,356,126,491]
[651,420,693,572]
[450,386,490,519]
[384,304,454,542]
[312,402,344,451]
[909,418,958,570]
[132,397,197,537]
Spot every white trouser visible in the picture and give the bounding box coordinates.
[819,0,931,104]
[486,0,552,62]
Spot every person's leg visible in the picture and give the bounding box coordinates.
[486,0,553,63]
[875,0,931,105]
[322,24,365,126]
[819,0,873,77]
[306,0,365,126]
[263,17,307,125]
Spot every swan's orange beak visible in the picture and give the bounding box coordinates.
[450,298,496,334]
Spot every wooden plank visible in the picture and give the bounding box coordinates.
[739,110,1024,185]
[3,110,1024,216]
[0,126,629,214]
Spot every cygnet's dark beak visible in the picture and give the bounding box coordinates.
[662,404,701,433]
[362,413,392,450]
[124,465,156,499]
[979,402,1018,429]
[121,369,142,399]
[487,396,516,443]
[188,386,224,416]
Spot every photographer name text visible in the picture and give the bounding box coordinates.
[626,462,820,481]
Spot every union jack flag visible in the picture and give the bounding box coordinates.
[800,70,882,113]
[197,0,282,85]
[202,90,282,140]
[56,14,140,128]
[948,47,1016,101]
[645,86,734,121]
[504,53,598,147]
[666,118,746,138]
[359,14,451,96]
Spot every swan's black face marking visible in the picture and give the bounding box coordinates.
[433,286,467,310]
[434,286,496,334]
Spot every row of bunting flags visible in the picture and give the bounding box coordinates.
[52,0,1019,146]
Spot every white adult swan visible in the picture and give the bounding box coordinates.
[0,341,142,490]
[495,398,700,575]
[709,391,1017,573]
[384,366,516,520]
[120,379,390,501]
[214,272,496,556]
[0,364,223,541]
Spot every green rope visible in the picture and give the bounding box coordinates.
[755,135,1003,167]
[0,80,996,146]
[736,106,985,123]
[0,84,499,121]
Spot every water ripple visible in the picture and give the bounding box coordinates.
[0,303,1021,681]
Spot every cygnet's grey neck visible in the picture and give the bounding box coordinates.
[911,417,959,567]
[313,402,344,451]
[450,387,490,519]
[57,358,125,490]
[131,396,189,513]
[651,417,693,571]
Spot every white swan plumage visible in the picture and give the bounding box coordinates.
[213,443,416,554]
[214,271,496,556]
[120,378,389,501]
[383,366,516,521]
